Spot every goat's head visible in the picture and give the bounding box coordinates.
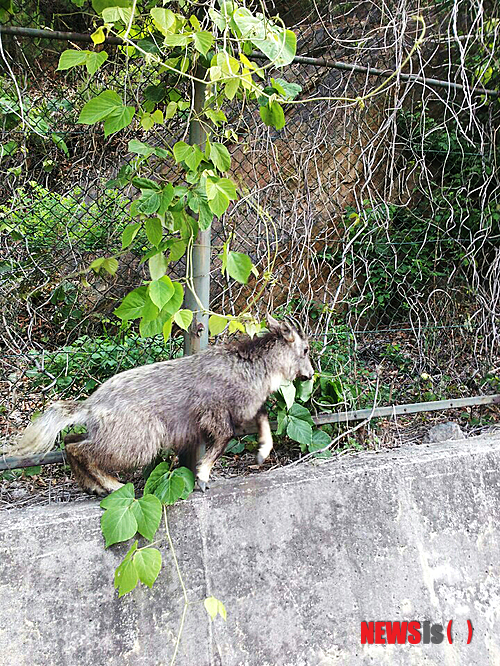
[267,314,314,383]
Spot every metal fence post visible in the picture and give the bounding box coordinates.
[184,71,210,355]
[180,69,211,474]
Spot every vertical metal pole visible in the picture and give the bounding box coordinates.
[184,71,210,355]
[180,68,211,475]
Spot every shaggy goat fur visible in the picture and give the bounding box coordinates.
[11,316,313,494]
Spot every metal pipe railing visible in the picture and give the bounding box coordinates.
[2,394,498,471]
[1,25,498,98]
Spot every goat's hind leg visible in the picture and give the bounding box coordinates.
[196,414,233,492]
[64,434,123,496]
[178,437,206,478]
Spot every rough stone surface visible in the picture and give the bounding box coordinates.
[1,433,500,665]
[426,421,465,442]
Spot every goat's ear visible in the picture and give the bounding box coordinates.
[266,313,282,333]
[267,313,296,343]
[280,320,296,343]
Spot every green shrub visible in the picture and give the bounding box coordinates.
[0,181,144,253]
[25,333,181,394]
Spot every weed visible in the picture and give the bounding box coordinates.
[25,333,180,394]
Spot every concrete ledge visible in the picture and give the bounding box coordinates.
[1,435,500,665]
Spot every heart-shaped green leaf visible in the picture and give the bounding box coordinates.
[101,505,138,548]
[134,548,162,588]
[148,275,174,309]
[131,494,162,541]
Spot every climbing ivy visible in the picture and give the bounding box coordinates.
[100,467,226,660]
[56,0,301,339]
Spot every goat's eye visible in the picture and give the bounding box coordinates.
[304,348,309,355]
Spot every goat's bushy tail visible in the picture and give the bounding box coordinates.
[7,401,86,456]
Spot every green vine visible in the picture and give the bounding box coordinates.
[100,467,226,664]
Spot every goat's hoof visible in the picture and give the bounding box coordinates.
[88,485,107,497]
[256,453,265,466]
[196,479,209,493]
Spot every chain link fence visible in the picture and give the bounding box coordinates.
[1,0,499,443]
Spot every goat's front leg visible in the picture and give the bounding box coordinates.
[196,412,234,492]
[255,407,273,466]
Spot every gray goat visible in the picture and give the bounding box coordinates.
[12,315,313,494]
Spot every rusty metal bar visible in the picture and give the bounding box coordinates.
[0,450,66,471]
[1,25,498,98]
[0,25,124,44]
[250,52,500,98]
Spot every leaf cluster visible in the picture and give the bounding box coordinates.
[100,466,195,597]
[49,0,303,339]
[274,378,332,456]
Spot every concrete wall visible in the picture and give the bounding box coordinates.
[1,434,500,665]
